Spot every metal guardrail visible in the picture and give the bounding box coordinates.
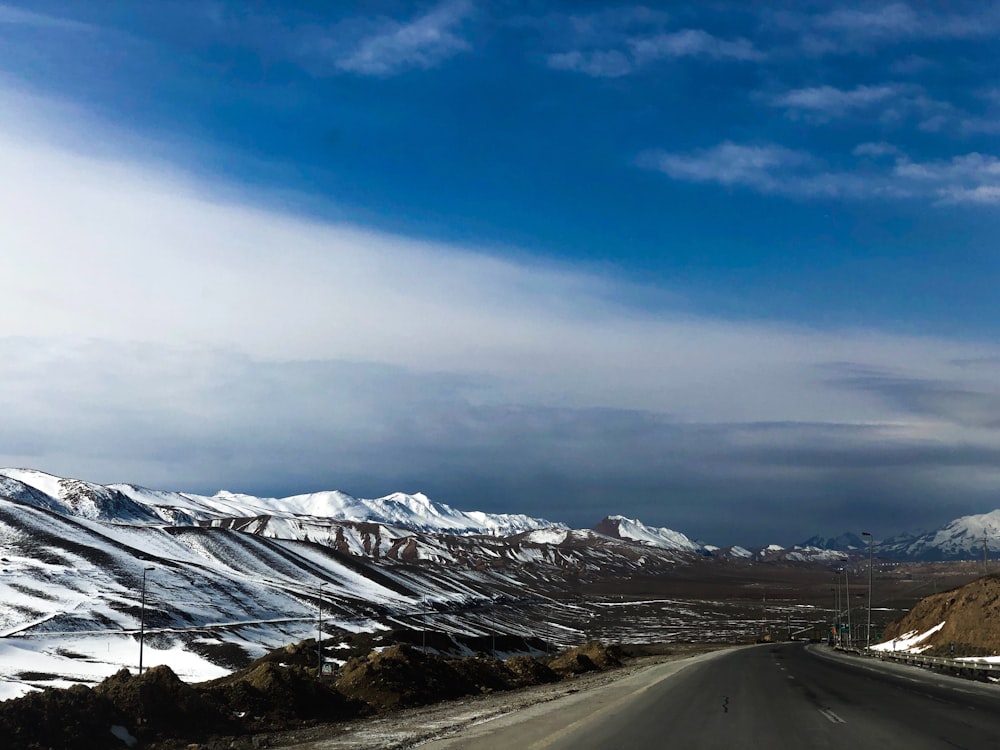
[836,646,1000,677]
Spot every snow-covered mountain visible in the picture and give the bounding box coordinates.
[592,515,702,553]
[878,510,1000,561]
[0,468,561,537]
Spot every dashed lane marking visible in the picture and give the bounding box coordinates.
[819,708,846,724]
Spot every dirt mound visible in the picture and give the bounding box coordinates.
[95,665,231,739]
[335,644,477,709]
[203,661,358,727]
[505,655,559,685]
[548,641,623,676]
[450,656,521,694]
[0,683,123,750]
[882,574,1000,656]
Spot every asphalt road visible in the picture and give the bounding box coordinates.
[422,644,1000,749]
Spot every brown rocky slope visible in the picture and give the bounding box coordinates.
[881,574,1000,657]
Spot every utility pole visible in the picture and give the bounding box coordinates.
[862,531,873,650]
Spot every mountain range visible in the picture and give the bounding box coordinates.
[3,468,998,562]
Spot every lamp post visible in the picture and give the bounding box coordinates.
[317,582,326,677]
[834,576,839,644]
[138,566,154,675]
[862,531,873,650]
[834,573,841,645]
[844,566,852,648]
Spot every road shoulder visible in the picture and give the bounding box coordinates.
[272,646,741,749]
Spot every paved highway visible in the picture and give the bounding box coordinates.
[422,643,1000,749]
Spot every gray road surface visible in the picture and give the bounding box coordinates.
[421,643,1000,749]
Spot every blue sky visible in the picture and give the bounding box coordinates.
[1,1,1000,545]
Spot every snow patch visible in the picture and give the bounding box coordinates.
[871,621,946,653]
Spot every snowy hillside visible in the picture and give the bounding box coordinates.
[0,468,561,537]
[0,470,708,700]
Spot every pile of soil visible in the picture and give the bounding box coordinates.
[548,641,623,676]
[96,666,231,739]
[505,655,559,685]
[0,683,123,750]
[335,644,479,709]
[203,661,358,727]
[882,574,1000,657]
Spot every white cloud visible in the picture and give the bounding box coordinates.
[637,142,850,196]
[541,9,763,78]
[328,0,473,76]
[814,3,922,38]
[778,2,1000,54]
[769,83,965,132]
[894,152,1000,204]
[628,29,764,64]
[0,2,93,31]
[4,91,997,430]
[547,49,633,78]
[772,84,904,118]
[853,141,901,158]
[641,140,1000,205]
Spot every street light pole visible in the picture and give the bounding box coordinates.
[862,531,873,650]
[138,566,154,675]
[317,582,326,677]
[834,573,841,645]
[844,567,852,648]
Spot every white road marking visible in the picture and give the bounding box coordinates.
[819,708,846,724]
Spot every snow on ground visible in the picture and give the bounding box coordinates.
[0,633,231,700]
[786,546,848,562]
[871,621,946,653]
[523,528,569,545]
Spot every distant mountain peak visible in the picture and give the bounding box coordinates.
[592,515,701,553]
[797,532,867,551]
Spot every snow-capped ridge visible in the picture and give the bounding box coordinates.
[1,468,161,523]
[1,469,560,537]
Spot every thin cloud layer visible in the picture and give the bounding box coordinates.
[332,0,474,76]
[639,141,1000,204]
[2,92,1000,543]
